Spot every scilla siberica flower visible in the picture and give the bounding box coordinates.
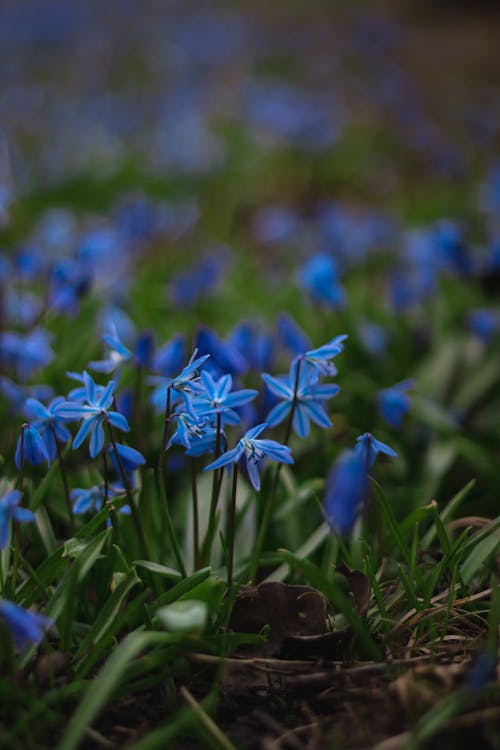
[354,433,397,469]
[0,600,52,651]
[263,359,339,439]
[55,372,129,458]
[324,450,369,535]
[204,423,293,491]
[22,396,72,461]
[195,371,258,425]
[0,489,35,548]
[325,433,397,534]
[378,379,413,429]
[15,424,50,469]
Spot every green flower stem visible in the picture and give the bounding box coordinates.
[53,426,75,534]
[191,458,200,569]
[226,463,239,588]
[202,412,222,565]
[248,357,303,583]
[107,422,149,562]
[134,364,144,454]
[10,424,27,595]
[156,386,187,577]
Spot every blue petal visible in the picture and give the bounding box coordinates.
[73,417,97,450]
[107,411,130,433]
[246,458,261,491]
[262,373,293,400]
[265,401,291,428]
[292,405,310,439]
[203,444,243,472]
[305,401,331,429]
[89,421,105,458]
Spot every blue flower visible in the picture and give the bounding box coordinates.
[55,372,129,458]
[354,433,397,470]
[263,359,339,439]
[195,328,247,377]
[277,313,312,358]
[15,424,51,469]
[0,328,54,381]
[204,423,293,491]
[303,335,348,379]
[468,309,499,343]
[70,483,130,516]
[22,396,72,461]
[324,450,369,535]
[153,334,185,376]
[109,444,146,474]
[89,324,133,374]
[378,379,413,429]
[90,325,155,374]
[0,489,35,548]
[148,350,210,413]
[0,600,52,651]
[169,351,211,395]
[167,410,211,451]
[195,371,258,426]
[299,253,346,307]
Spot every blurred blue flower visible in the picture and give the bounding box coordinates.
[0,328,54,381]
[465,650,498,693]
[70,484,127,515]
[468,309,499,343]
[0,600,52,651]
[22,396,71,461]
[15,424,50,469]
[170,251,229,310]
[229,321,274,373]
[358,320,388,355]
[0,489,35,548]
[378,379,413,429]
[324,450,369,535]
[153,334,186,377]
[277,314,312,358]
[204,423,293,491]
[89,324,133,374]
[299,253,346,307]
[354,433,397,470]
[195,328,247,377]
[48,259,92,317]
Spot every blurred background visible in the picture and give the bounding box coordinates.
[1,0,499,223]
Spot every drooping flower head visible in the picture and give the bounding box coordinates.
[324,450,369,535]
[354,433,397,470]
[378,379,413,429]
[0,489,35,548]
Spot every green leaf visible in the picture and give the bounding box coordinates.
[74,569,141,661]
[57,631,172,750]
[150,567,212,610]
[134,560,182,579]
[460,523,500,585]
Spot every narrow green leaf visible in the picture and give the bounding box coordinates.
[57,632,172,750]
[74,570,141,660]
